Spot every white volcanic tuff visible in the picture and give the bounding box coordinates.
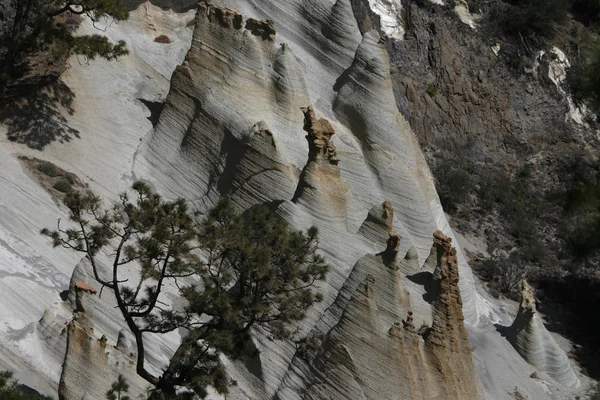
[366,0,405,39]
[506,282,579,388]
[0,4,194,396]
[134,1,492,397]
[0,1,587,400]
[275,214,481,400]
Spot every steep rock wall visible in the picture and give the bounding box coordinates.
[133,1,493,398]
[276,214,480,400]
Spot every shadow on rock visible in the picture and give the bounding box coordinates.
[493,323,508,337]
[407,271,440,304]
[125,0,197,12]
[0,79,80,150]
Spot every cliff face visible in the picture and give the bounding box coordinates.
[0,1,591,399]
[278,209,480,400]
[131,1,491,398]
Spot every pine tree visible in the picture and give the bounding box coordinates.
[106,375,131,400]
[1,0,129,80]
[0,371,52,399]
[43,183,329,398]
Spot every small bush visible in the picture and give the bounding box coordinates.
[37,162,59,177]
[432,156,474,213]
[0,371,52,399]
[568,40,600,113]
[154,35,172,44]
[490,0,569,38]
[53,178,73,193]
[426,84,437,97]
[475,254,524,296]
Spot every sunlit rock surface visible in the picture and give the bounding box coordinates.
[0,1,591,399]
[505,281,579,388]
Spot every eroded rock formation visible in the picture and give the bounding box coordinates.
[58,275,149,399]
[276,211,481,400]
[292,105,348,212]
[423,231,481,399]
[58,282,109,400]
[131,1,497,398]
[505,281,579,387]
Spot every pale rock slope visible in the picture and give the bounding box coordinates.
[132,1,539,399]
[505,281,579,387]
[0,2,195,397]
[0,1,589,399]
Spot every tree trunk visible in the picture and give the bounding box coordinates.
[3,0,37,74]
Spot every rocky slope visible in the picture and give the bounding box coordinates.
[0,0,593,399]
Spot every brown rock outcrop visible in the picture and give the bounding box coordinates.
[58,286,109,400]
[203,2,243,29]
[245,18,276,40]
[200,2,274,39]
[301,105,339,166]
[424,230,481,399]
[292,106,348,215]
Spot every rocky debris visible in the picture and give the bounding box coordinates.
[505,281,579,387]
[301,105,339,166]
[245,18,276,40]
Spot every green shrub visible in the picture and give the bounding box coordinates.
[0,371,52,399]
[37,162,59,177]
[491,0,569,38]
[53,178,72,193]
[426,84,437,97]
[568,40,600,113]
[475,254,524,295]
[571,0,600,24]
[432,156,474,213]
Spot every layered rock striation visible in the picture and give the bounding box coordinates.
[58,275,149,399]
[132,0,498,398]
[276,214,481,400]
[505,281,579,387]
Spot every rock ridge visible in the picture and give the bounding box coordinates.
[505,281,579,387]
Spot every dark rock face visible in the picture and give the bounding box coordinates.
[245,18,276,40]
[349,0,383,35]
[387,3,578,161]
